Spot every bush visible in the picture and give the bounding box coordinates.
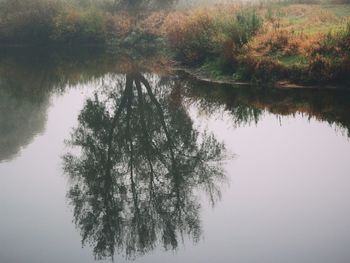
[307,23,350,83]
[105,13,134,40]
[311,23,350,57]
[235,55,287,83]
[0,0,62,44]
[163,7,263,64]
[246,29,310,58]
[52,8,106,44]
[218,9,263,48]
[215,8,263,64]
[164,9,218,63]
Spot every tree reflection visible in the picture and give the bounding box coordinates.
[0,67,51,162]
[63,71,227,260]
[177,72,350,136]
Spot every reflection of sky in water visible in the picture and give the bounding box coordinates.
[0,76,350,263]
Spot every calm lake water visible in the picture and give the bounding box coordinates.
[1,49,350,263]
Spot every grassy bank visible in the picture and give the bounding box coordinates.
[0,0,349,86]
[163,2,350,86]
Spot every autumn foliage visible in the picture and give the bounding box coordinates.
[0,0,349,85]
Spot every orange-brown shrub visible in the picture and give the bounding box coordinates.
[163,8,218,62]
[105,13,134,39]
[246,29,311,57]
[138,11,167,36]
[305,23,350,83]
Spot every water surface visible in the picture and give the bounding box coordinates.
[1,49,350,263]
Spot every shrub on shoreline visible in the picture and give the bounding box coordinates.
[52,8,106,43]
[306,23,350,83]
[0,0,62,44]
[163,6,263,65]
[0,1,349,85]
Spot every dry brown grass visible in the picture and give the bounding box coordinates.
[105,13,134,38]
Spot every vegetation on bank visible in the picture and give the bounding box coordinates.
[0,0,350,85]
[1,48,350,141]
[163,2,350,86]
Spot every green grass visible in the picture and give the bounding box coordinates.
[278,54,305,66]
[324,4,350,18]
[302,23,342,34]
[280,4,350,35]
[284,15,307,24]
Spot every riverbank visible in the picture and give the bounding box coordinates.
[0,0,350,86]
[165,3,350,87]
[1,46,350,137]
[176,67,350,90]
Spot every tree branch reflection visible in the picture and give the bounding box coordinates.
[63,70,227,260]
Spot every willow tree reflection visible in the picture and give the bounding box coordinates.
[63,71,227,260]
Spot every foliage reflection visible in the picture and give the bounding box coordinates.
[63,70,227,260]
